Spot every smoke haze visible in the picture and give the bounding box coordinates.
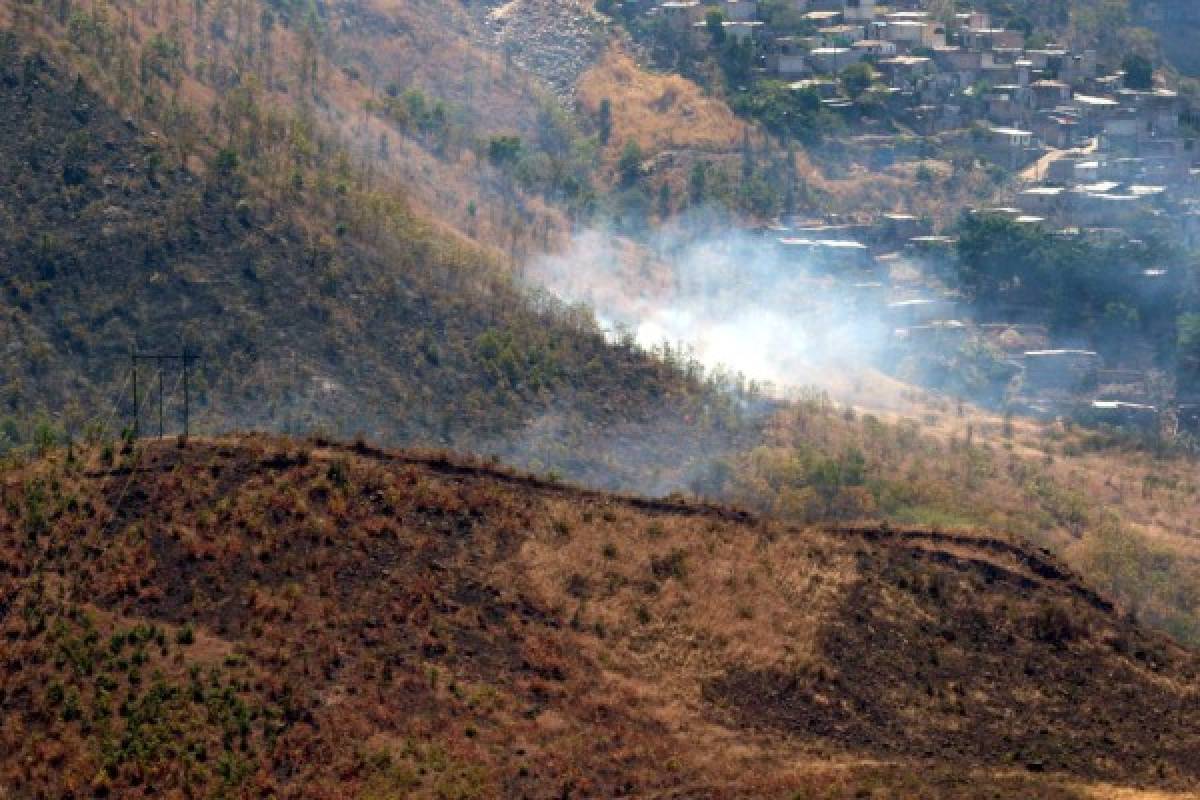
[524,221,898,396]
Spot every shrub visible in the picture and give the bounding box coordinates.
[650,549,687,581]
[1032,601,1082,645]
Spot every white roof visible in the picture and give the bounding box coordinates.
[1074,94,1119,107]
[880,56,932,66]
[1025,349,1098,357]
[777,237,867,249]
[1077,181,1121,193]
[1092,401,1156,411]
[789,79,836,88]
[888,298,945,308]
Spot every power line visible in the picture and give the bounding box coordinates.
[129,348,197,440]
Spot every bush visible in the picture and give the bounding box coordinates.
[486,135,522,166]
[1032,601,1082,645]
[214,148,240,175]
[650,549,687,581]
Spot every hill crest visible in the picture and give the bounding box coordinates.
[1,435,1197,798]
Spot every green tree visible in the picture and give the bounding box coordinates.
[617,140,643,187]
[487,135,522,166]
[214,147,240,175]
[705,10,726,46]
[729,82,838,145]
[1177,313,1200,389]
[719,36,754,84]
[597,97,612,145]
[688,161,708,205]
[1122,53,1154,90]
[840,62,873,99]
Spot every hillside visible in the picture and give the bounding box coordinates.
[1,435,1197,798]
[0,32,766,489]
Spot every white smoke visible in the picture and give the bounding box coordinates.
[524,220,898,394]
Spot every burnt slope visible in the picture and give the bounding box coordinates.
[0,436,1197,798]
[0,40,759,487]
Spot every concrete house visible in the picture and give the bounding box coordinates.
[883,19,935,48]
[818,23,868,44]
[1025,48,1069,71]
[1103,110,1141,151]
[803,9,844,26]
[1031,80,1072,109]
[773,38,814,76]
[876,55,933,87]
[1073,94,1120,135]
[1019,186,1067,215]
[852,39,898,59]
[985,85,1034,125]
[809,46,861,73]
[660,1,704,30]
[1032,111,1080,149]
[778,237,876,273]
[1045,156,1080,184]
[721,0,758,22]
[987,126,1037,168]
[723,20,765,42]
[843,0,876,23]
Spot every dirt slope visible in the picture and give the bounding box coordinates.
[0,435,1196,798]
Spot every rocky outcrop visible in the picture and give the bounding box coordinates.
[474,0,608,104]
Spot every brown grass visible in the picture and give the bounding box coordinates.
[4,435,1194,797]
[578,45,750,156]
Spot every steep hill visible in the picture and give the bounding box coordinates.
[0,33,762,489]
[0,435,1197,798]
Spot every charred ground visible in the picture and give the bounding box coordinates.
[0,435,1197,798]
[0,38,761,489]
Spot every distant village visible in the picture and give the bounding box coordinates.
[634,0,1200,434]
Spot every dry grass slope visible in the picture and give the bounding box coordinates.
[578,47,750,156]
[0,435,1197,798]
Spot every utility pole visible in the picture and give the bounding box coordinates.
[131,349,139,439]
[127,349,195,441]
[157,357,165,439]
[182,347,191,441]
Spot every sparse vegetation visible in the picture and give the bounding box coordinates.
[0,434,1197,796]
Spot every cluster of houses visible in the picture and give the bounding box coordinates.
[630,1,1200,430]
[645,0,1188,173]
[755,209,1179,430]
